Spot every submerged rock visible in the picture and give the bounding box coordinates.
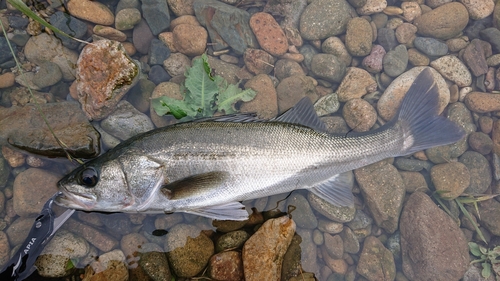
[356,236,396,281]
[0,102,100,158]
[243,216,296,281]
[76,39,139,120]
[400,192,469,281]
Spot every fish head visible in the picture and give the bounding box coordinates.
[56,152,166,213]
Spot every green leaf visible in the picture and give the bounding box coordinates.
[184,54,218,117]
[217,83,256,114]
[470,242,482,257]
[456,198,487,244]
[152,96,193,119]
[482,262,492,278]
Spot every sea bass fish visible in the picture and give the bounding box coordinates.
[56,68,465,220]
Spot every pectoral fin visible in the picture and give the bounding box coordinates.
[162,171,228,200]
[309,171,354,206]
[184,202,249,221]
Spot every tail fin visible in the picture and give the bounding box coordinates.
[397,68,465,155]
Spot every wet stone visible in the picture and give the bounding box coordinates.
[212,219,247,233]
[142,0,170,35]
[33,61,62,89]
[115,8,141,31]
[243,48,275,75]
[276,75,318,113]
[383,45,408,77]
[286,193,318,229]
[356,236,395,281]
[430,162,470,200]
[139,251,171,281]
[165,224,214,277]
[100,100,154,141]
[172,24,208,56]
[337,67,376,102]
[66,0,114,25]
[430,55,472,87]
[342,98,377,132]
[194,0,256,54]
[476,199,500,236]
[133,19,154,54]
[314,94,340,117]
[308,193,355,223]
[413,2,469,40]
[0,231,9,267]
[249,12,288,56]
[480,27,500,53]
[281,234,302,281]
[468,131,493,155]
[49,11,87,49]
[354,161,405,233]
[241,74,279,119]
[215,230,250,252]
[208,251,244,281]
[148,39,171,66]
[413,37,448,57]
[13,168,59,217]
[400,171,428,193]
[465,92,500,113]
[310,53,346,83]
[463,39,489,77]
[362,45,385,73]
[345,17,372,56]
[6,216,37,246]
[400,192,469,281]
[274,59,305,81]
[378,27,398,52]
[459,151,492,194]
[321,37,352,66]
[299,0,353,40]
[243,216,296,281]
[324,233,343,259]
[393,158,431,172]
[318,219,344,234]
[149,65,171,85]
[64,219,119,252]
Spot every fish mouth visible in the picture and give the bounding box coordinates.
[55,188,97,211]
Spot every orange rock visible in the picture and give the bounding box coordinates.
[249,12,288,56]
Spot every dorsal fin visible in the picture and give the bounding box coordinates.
[274,97,328,132]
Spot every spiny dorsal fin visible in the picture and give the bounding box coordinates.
[274,97,328,132]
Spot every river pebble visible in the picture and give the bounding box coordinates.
[414,2,469,40]
[463,39,489,77]
[400,192,469,281]
[345,17,372,56]
[49,11,87,49]
[299,0,353,40]
[413,37,449,57]
[356,236,395,281]
[459,151,492,194]
[66,0,114,25]
[286,193,317,229]
[310,53,346,83]
[115,8,142,31]
[13,168,59,217]
[383,44,408,77]
[208,251,244,281]
[243,216,295,281]
[377,27,398,52]
[430,162,470,200]
[430,55,472,87]
[250,12,288,56]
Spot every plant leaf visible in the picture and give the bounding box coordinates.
[483,262,492,278]
[217,83,256,114]
[456,198,487,244]
[152,96,193,119]
[470,242,482,257]
[184,54,218,117]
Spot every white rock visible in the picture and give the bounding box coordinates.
[357,0,387,15]
[458,0,494,20]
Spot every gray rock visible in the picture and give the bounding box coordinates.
[354,161,405,233]
[299,44,319,70]
[308,192,355,223]
[340,226,359,254]
[414,37,449,56]
[310,53,346,83]
[385,231,401,263]
[194,0,257,54]
[33,61,63,88]
[314,93,340,117]
[476,199,500,236]
[274,59,305,81]
[8,29,30,47]
[295,228,319,276]
[378,27,398,51]
[100,213,133,236]
[215,230,250,252]
[356,236,395,281]
[115,8,142,31]
[50,11,87,49]
[100,100,154,141]
[148,65,171,85]
[133,19,155,54]
[0,231,9,267]
[281,234,302,281]
[324,233,343,259]
[468,131,493,155]
[116,0,141,13]
[165,223,214,277]
[346,209,373,233]
[0,37,14,64]
[400,192,469,281]
[0,156,10,188]
[459,151,491,194]
[92,122,121,150]
[140,251,171,281]
[480,27,500,53]
[299,0,353,40]
[36,230,89,277]
[383,45,408,77]
[127,78,155,113]
[141,0,170,35]
[393,157,432,172]
[148,39,171,66]
[317,219,343,234]
[287,193,318,229]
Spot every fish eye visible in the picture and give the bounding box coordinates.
[79,168,98,187]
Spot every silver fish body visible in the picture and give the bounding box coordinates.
[56,68,465,220]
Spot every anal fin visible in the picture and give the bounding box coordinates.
[183,202,249,221]
[309,171,354,206]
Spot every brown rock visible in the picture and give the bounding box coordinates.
[430,162,470,200]
[249,12,288,56]
[395,23,417,45]
[400,192,469,281]
[407,48,429,66]
[0,231,9,267]
[66,0,114,25]
[356,236,396,281]
[13,168,59,217]
[463,39,489,77]
[64,219,119,252]
[208,251,244,281]
[77,40,139,120]
[464,92,500,113]
[337,67,377,102]
[0,72,15,88]
[170,15,200,30]
[0,102,100,158]
[241,74,278,119]
[321,247,347,274]
[342,98,377,132]
[323,233,343,259]
[173,24,208,56]
[414,2,469,40]
[276,75,318,113]
[242,216,296,281]
[167,0,195,16]
[1,146,24,168]
[345,17,373,56]
[243,48,275,75]
[93,25,127,42]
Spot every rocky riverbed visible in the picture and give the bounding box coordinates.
[1,0,500,280]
